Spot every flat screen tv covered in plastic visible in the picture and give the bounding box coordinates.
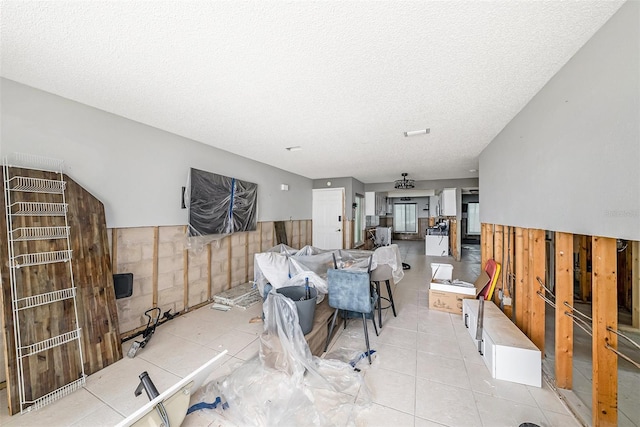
[188,168,257,236]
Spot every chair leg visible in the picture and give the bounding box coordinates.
[343,310,347,329]
[386,279,397,317]
[325,308,340,352]
[376,281,383,329]
[371,313,378,336]
[362,313,372,364]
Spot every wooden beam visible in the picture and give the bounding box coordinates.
[633,241,639,329]
[591,236,618,427]
[523,228,531,336]
[152,226,159,308]
[529,228,546,354]
[183,225,189,311]
[555,232,573,389]
[258,222,263,253]
[503,226,514,319]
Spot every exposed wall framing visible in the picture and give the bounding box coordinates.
[110,220,310,335]
[481,223,635,427]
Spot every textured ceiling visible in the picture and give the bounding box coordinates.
[0,1,624,184]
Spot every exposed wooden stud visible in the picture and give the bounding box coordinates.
[481,223,494,271]
[523,228,531,336]
[633,241,639,329]
[227,236,232,290]
[579,235,592,301]
[206,242,212,301]
[111,228,118,273]
[514,227,526,330]
[245,232,249,283]
[503,226,514,319]
[298,220,301,248]
[152,226,159,307]
[493,225,504,305]
[555,232,573,389]
[258,222,263,253]
[591,236,618,427]
[183,225,189,310]
[529,228,546,354]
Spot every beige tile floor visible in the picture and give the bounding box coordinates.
[0,241,579,427]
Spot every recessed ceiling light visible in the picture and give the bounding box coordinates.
[285,146,302,151]
[469,169,477,172]
[404,129,430,137]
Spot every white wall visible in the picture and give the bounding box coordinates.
[1,79,312,228]
[480,1,639,241]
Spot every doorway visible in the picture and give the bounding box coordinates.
[312,188,345,249]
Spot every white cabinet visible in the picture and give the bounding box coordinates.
[463,299,541,387]
[441,188,457,216]
[365,192,387,216]
[365,192,375,216]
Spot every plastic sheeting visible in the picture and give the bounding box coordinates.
[186,168,258,236]
[253,244,405,300]
[195,292,370,426]
[254,246,367,299]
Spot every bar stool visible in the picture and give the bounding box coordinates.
[369,263,397,329]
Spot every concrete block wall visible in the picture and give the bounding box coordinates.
[109,220,311,335]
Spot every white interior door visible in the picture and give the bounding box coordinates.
[312,188,344,249]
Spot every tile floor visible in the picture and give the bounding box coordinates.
[0,241,580,427]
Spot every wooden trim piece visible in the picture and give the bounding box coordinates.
[183,225,189,310]
[152,226,159,307]
[555,232,573,389]
[591,236,618,427]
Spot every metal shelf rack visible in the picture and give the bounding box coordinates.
[2,153,86,414]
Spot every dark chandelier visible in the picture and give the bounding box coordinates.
[394,172,415,189]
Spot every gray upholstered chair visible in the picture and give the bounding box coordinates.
[324,268,378,363]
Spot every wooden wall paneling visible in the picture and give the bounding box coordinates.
[152,227,159,307]
[514,227,525,330]
[554,232,573,389]
[591,236,618,427]
[529,229,546,354]
[633,241,639,329]
[0,169,122,414]
[493,225,504,305]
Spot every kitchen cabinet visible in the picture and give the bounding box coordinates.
[441,188,457,216]
[365,192,387,216]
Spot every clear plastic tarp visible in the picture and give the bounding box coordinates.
[253,246,377,299]
[194,292,371,426]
